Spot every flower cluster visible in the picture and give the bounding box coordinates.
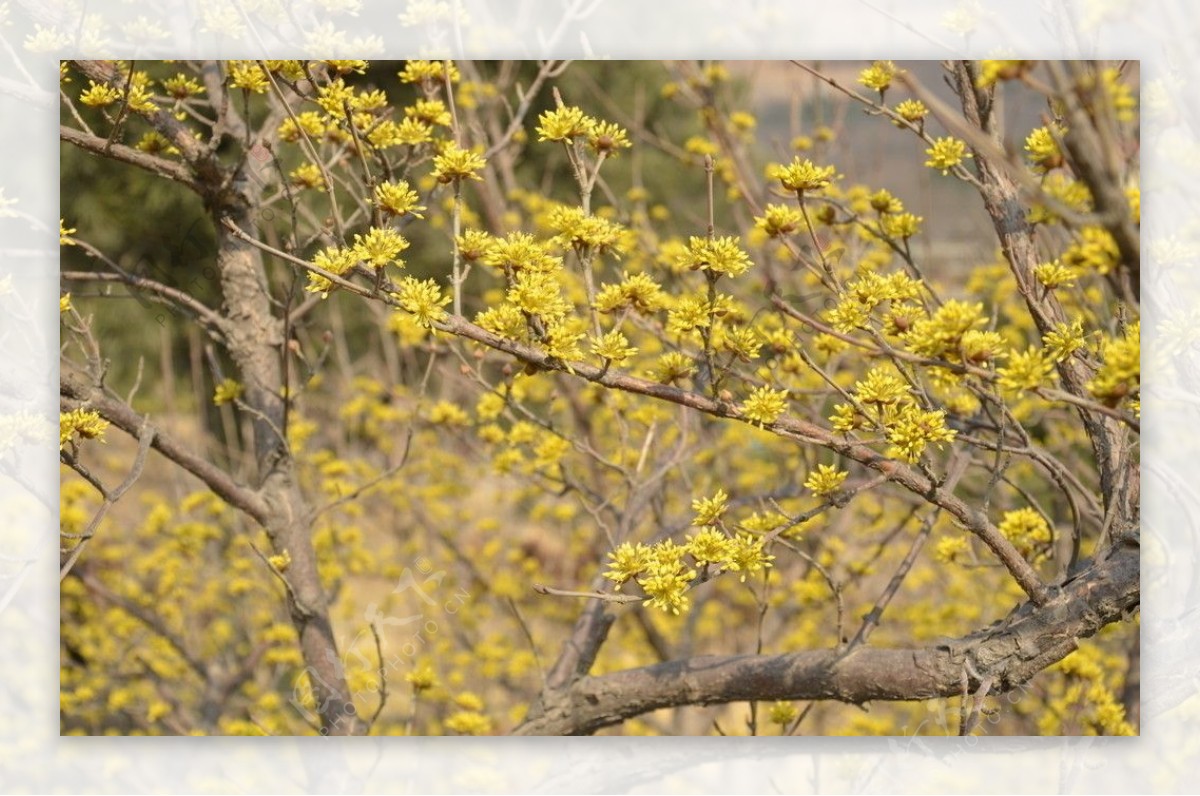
[857,60,899,94]
[829,366,957,462]
[212,378,244,406]
[768,157,837,194]
[924,136,972,175]
[1060,226,1120,274]
[1088,321,1139,406]
[754,204,804,237]
[997,507,1051,560]
[305,245,358,297]
[601,525,774,614]
[901,299,986,361]
[804,464,848,497]
[594,272,668,315]
[546,206,627,255]
[60,408,109,450]
[996,346,1056,391]
[1024,125,1065,173]
[590,330,637,365]
[975,59,1035,87]
[374,180,425,217]
[431,142,486,183]
[894,98,928,125]
[1033,260,1081,289]
[351,227,409,269]
[398,59,460,86]
[741,386,789,426]
[676,236,753,278]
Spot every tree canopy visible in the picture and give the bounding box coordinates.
[60,59,1139,736]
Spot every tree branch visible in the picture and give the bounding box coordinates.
[60,373,270,526]
[60,124,198,191]
[514,539,1138,735]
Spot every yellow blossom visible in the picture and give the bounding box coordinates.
[431,142,486,183]
[925,136,972,175]
[741,385,788,426]
[536,106,596,142]
[804,463,848,497]
[212,378,243,406]
[858,60,899,94]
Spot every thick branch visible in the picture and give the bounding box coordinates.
[514,540,1138,735]
[60,125,198,191]
[951,60,1132,528]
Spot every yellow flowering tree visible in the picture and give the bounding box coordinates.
[60,59,1138,737]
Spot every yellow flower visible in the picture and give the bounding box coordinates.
[267,550,291,572]
[406,98,452,127]
[373,180,425,217]
[398,59,460,85]
[431,142,486,183]
[587,121,631,154]
[351,227,409,269]
[536,106,596,142]
[804,463,848,497]
[885,405,956,463]
[924,136,972,175]
[723,533,774,582]
[305,245,357,297]
[60,219,76,246]
[79,80,122,107]
[754,204,803,237]
[647,352,696,384]
[1024,125,1065,173]
[60,293,73,313]
[289,163,324,190]
[854,367,911,406]
[741,385,788,426]
[604,542,650,590]
[162,74,204,99]
[277,112,323,143]
[395,277,451,327]
[323,60,368,75]
[692,488,729,526]
[767,157,836,193]
[894,99,928,124]
[1088,321,1138,406]
[444,710,492,735]
[858,60,899,94]
[212,378,244,406]
[60,408,109,450]
[997,346,1055,391]
[315,78,355,116]
[1061,226,1119,274]
[768,701,799,726]
[686,527,733,566]
[1042,318,1086,363]
[934,536,970,564]
[881,212,923,239]
[228,61,268,93]
[976,59,1034,88]
[135,131,179,156]
[405,664,437,691]
[590,330,637,365]
[676,236,752,277]
[1033,260,1081,289]
[998,507,1051,558]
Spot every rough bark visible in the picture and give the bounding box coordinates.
[515,539,1138,735]
[63,59,362,736]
